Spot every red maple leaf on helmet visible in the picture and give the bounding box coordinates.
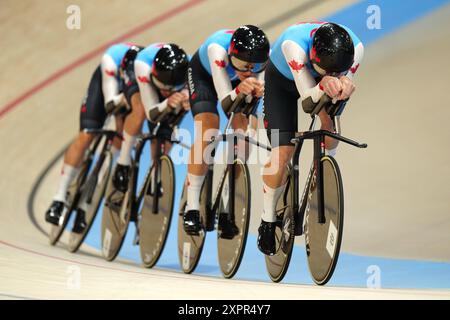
[229,41,238,55]
[215,60,226,68]
[288,60,304,73]
[105,70,115,77]
[310,47,321,63]
[137,76,150,83]
[350,63,360,74]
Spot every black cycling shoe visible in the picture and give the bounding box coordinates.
[112,164,130,193]
[257,220,277,256]
[45,201,65,225]
[183,210,201,235]
[72,209,87,234]
[218,212,239,239]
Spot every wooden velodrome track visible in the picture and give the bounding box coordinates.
[1,0,449,299]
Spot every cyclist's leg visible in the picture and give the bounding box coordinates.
[113,69,143,192]
[257,61,298,254]
[185,51,220,213]
[111,115,124,157]
[230,112,251,162]
[261,61,299,224]
[46,66,106,224]
[117,92,144,166]
[53,66,106,203]
[187,111,219,210]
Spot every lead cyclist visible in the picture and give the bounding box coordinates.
[258,22,364,255]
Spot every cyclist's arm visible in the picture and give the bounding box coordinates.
[135,60,168,122]
[100,53,122,106]
[207,44,240,110]
[345,42,364,80]
[281,40,324,112]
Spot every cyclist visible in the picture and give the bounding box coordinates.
[258,22,364,255]
[182,25,270,235]
[45,43,135,231]
[112,43,190,193]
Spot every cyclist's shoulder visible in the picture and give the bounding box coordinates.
[203,29,234,46]
[275,22,324,48]
[105,43,131,56]
[136,43,166,64]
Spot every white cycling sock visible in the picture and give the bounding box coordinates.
[261,183,286,223]
[186,173,206,211]
[117,131,136,166]
[326,147,337,157]
[111,145,120,161]
[53,164,81,202]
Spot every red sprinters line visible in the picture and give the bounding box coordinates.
[0,0,204,120]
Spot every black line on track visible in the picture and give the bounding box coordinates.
[27,145,69,237]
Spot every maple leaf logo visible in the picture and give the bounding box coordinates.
[215,60,226,68]
[310,47,321,63]
[350,63,360,74]
[229,41,238,55]
[288,60,304,72]
[137,76,150,83]
[105,70,115,77]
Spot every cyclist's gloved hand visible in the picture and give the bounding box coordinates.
[237,77,262,96]
[167,92,185,109]
[338,76,356,101]
[181,99,190,111]
[252,79,265,98]
[180,90,190,111]
[320,76,342,100]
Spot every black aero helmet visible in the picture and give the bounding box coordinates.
[121,45,144,71]
[229,25,270,73]
[151,43,189,91]
[311,23,354,75]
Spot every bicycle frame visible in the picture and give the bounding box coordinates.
[129,109,189,225]
[82,128,122,204]
[205,107,272,230]
[291,100,367,227]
